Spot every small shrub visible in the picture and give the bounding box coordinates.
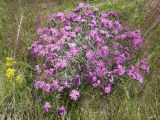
[29,2,149,117]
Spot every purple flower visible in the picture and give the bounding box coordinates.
[34,65,41,74]
[72,74,81,86]
[42,83,51,93]
[79,2,85,8]
[101,12,118,18]
[104,81,112,94]
[34,80,41,89]
[115,53,128,64]
[71,48,79,56]
[127,29,143,50]
[138,58,149,73]
[50,80,59,91]
[66,47,79,59]
[57,106,67,117]
[84,35,91,40]
[93,61,107,77]
[56,12,64,17]
[69,32,77,38]
[55,59,67,69]
[49,28,58,36]
[43,102,51,112]
[113,20,122,32]
[92,77,101,87]
[66,51,73,59]
[61,81,71,89]
[99,30,109,37]
[36,28,43,35]
[75,27,82,33]
[69,90,80,101]
[44,68,54,77]
[30,3,148,105]
[101,19,113,29]
[101,46,109,56]
[104,86,111,94]
[34,80,45,89]
[82,45,88,49]
[128,65,144,83]
[94,8,99,12]
[73,16,81,22]
[85,4,90,9]
[94,37,104,46]
[114,64,126,75]
[88,20,97,27]
[85,50,94,60]
[90,29,98,37]
[64,26,72,31]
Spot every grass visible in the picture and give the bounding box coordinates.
[0,0,160,119]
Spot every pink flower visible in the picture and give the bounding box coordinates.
[75,27,82,33]
[104,81,112,94]
[66,51,73,59]
[101,19,113,29]
[69,90,80,101]
[36,28,43,35]
[90,29,98,37]
[101,46,109,56]
[69,32,77,38]
[114,64,126,75]
[94,8,99,12]
[94,37,104,46]
[64,26,72,31]
[71,48,79,56]
[128,65,144,83]
[34,65,41,74]
[79,2,85,8]
[55,59,67,69]
[42,83,51,93]
[66,47,79,59]
[34,80,45,89]
[138,58,149,73]
[50,80,59,91]
[104,86,111,94]
[85,50,94,60]
[57,106,67,117]
[92,79,101,87]
[44,68,54,77]
[43,102,51,112]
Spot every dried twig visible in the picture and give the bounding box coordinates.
[14,14,23,59]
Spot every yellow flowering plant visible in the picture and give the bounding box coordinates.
[6,57,16,68]
[6,68,16,79]
[16,74,23,83]
[5,57,23,84]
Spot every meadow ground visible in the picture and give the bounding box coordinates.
[0,0,160,120]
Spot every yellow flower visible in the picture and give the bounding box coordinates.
[16,75,23,83]
[5,57,16,67]
[6,68,16,79]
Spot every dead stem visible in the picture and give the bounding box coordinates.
[14,14,23,59]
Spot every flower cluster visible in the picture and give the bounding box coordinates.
[6,68,16,79]
[29,3,149,116]
[5,57,23,83]
[6,57,16,67]
[5,57,16,79]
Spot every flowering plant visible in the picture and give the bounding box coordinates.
[29,3,149,116]
[5,57,23,83]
